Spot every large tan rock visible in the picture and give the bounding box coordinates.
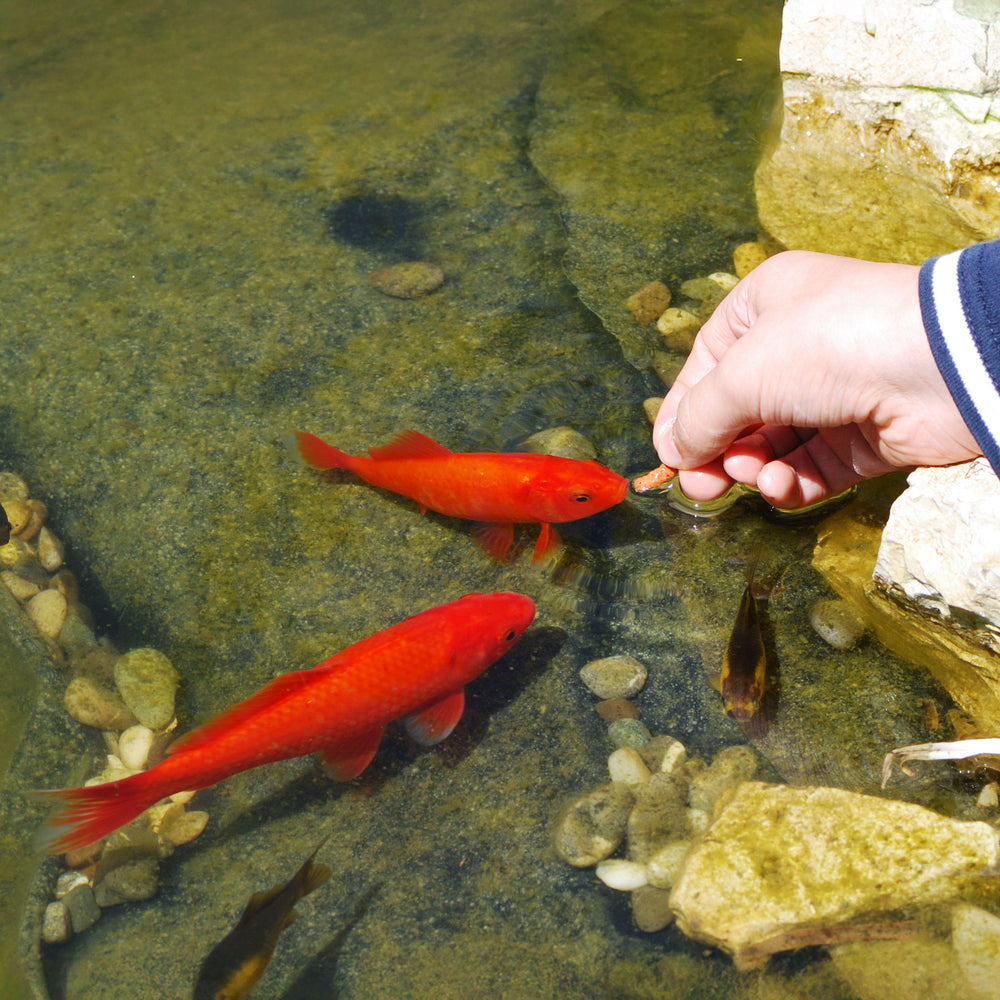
[813,484,1000,734]
[757,0,1000,262]
[670,781,1000,970]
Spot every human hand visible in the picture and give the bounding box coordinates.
[652,250,981,508]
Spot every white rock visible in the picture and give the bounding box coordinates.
[41,901,72,944]
[781,0,1000,93]
[25,588,67,638]
[656,307,701,339]
[952,902,1000,1000]
[54,870,90,899]
[706,272,739,292]
[118,725,155,770]
[579,655,648,700]
[595,858,648,891]
[685,807,711,835]
[646,840,692,890]
[37,525,65,571]
[977,782,999,809]
[607,747,651,790]
[874,461,1000,630]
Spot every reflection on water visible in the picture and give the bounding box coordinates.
[0,1,982,998]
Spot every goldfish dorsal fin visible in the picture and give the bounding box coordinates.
[317,728,384,781]
[168,669,326,757]
[471,522,514,560]
[404,689,465,746]
[368,430,452,461]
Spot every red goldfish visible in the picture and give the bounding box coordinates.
[294,429,629,562]
[35,592,535,855]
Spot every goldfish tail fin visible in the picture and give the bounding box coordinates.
[532,523,561,564]
[293,431,354,471]
[31,771,161,855]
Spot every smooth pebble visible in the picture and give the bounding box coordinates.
[642,397,663,425]
[519,426,597,461]
[94,858,159,907]
[580,654,648,700]
[37,525,65,571]
[641,735,687,775]
[595,858,648,891]
[977,782,999,809]
[62,883,102,933]
[64,676,138,731]
[554,783,634,868]
[2,570,40,602]
[368,261,444,299]
[646,840,692,890]
[157,804,210,848]
[607,746,651,790]
[809,598,868,651]
[733,241,769,277]
[596,698,640,723]
[55,870,91,899]
[631,885,674,933]
[607,718,651,750]
[655,307,701,342]
[26,587,67,638]
[114,648,179,729]
[118,724,155,770]
[624,281,671,323]
[688,745,758,813]
[41,901,72,944]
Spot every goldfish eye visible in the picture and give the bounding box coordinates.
[571,492,592,503]
[503,628,517,642]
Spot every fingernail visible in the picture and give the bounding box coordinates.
[653,417,683,467]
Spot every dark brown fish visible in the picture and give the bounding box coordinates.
[720,551,774,739]
[193,841,331,1000]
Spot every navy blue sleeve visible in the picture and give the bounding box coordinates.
[919,239,1000,475]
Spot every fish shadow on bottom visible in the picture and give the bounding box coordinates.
[279,883,379,1000]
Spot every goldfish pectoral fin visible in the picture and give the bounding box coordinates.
[531,523,561,564]
[404,689,465,746]
[318,729,384,781]
[471,523,514,561]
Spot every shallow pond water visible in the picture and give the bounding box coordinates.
[0,1,989,998]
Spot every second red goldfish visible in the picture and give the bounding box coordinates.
[294,429,628,562]
[35,592,535,854]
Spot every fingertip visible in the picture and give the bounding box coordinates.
[756,461,803,509]
[652,416,683,468]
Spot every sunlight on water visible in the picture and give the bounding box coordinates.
[0,1,985,998]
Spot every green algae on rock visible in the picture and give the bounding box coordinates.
[670,781,1000,970]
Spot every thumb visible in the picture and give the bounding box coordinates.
[654,334,768,468]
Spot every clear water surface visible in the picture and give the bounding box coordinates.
[0,1,977,997]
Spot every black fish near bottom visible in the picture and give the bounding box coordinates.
[719,551,776,740]
[193,840,331,1000]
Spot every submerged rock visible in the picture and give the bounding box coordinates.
[367,261,444,299]
[554,783,634,868]
[670,781,1000,970]
[809,597,868,650]
[579,654,648,700]
[113,648,179,730]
